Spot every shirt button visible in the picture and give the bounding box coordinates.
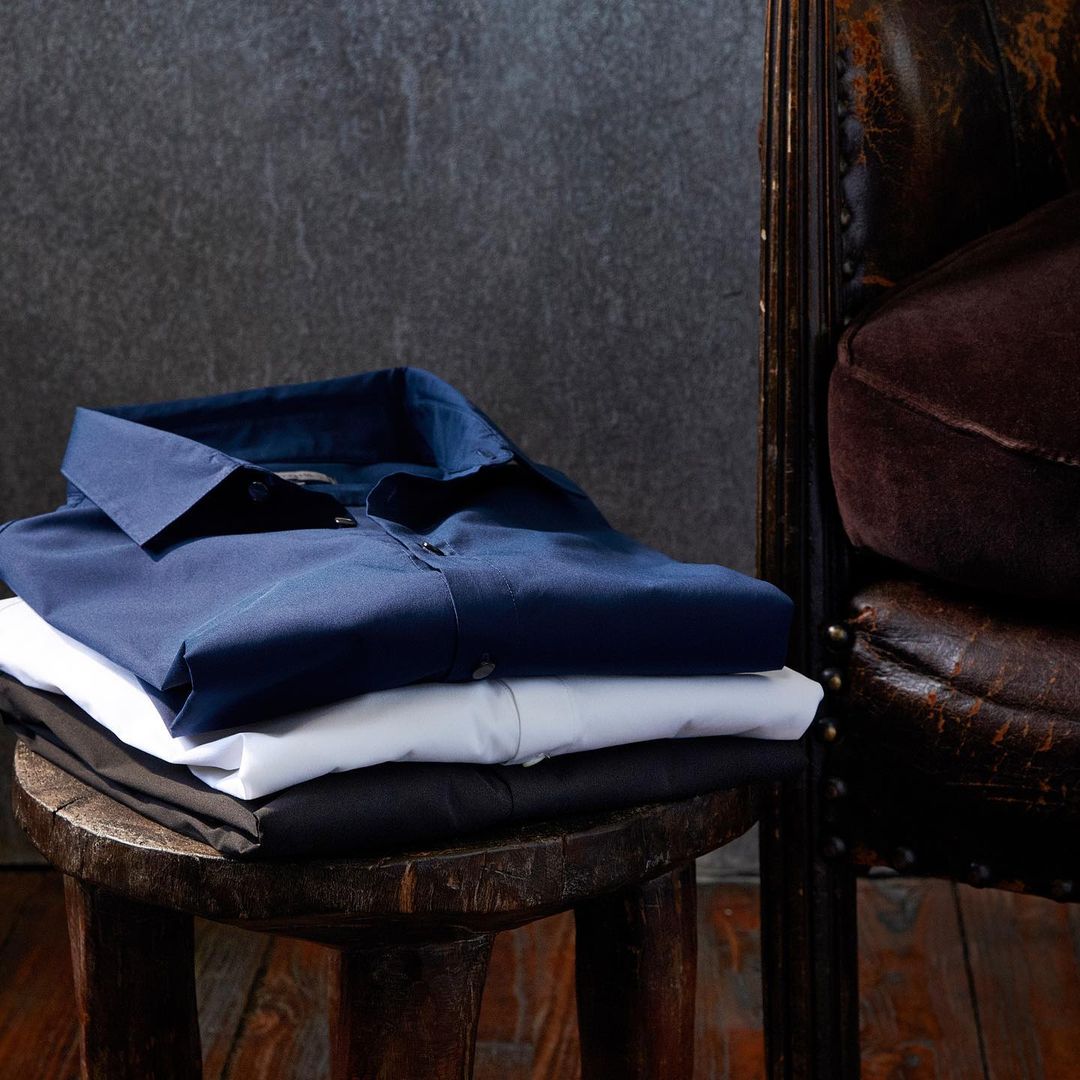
[420,541,445,556]
[334,515,357,528]
[247,480,271,503]
[472,657,496,680]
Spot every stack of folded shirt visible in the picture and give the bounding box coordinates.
[0,368,821,858]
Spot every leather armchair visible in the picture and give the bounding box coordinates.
[756,1,1080,1076]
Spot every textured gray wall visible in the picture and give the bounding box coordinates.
[0,1,764,863]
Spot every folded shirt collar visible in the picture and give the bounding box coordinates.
[60,367,519,547]
[62,410,247,546]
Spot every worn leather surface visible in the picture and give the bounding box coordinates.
[824,1,1080,889]
[836,0,1080,315]
[840,577,1080,882]
[829,190,1080,600]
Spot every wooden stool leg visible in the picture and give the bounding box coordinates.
[329,933,494,1080]
[64,875,202,1080]
[574,861,697,1080]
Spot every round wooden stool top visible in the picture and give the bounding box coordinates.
[14,741,759,1079]
[12,741,758,936]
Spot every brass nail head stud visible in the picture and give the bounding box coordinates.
[823,777,848,800]
[822,668,844,693]
[823,835,848,859]
[893,847,916,871]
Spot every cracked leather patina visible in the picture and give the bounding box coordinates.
[835,0,1080,315]
[840,578,1080,881]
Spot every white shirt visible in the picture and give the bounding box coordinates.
[0,597,821,800]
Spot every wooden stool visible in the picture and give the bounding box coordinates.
[12,742,759,1080]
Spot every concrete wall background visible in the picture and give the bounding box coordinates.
[0,1,765,867]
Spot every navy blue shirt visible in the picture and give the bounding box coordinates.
[0,369,792,736]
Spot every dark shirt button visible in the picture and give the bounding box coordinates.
[247,480,271,503]
[420,541,445,556]
[334,515,357,528]
[472,657,496,680]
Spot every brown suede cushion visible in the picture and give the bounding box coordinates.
[829,189,1080,600]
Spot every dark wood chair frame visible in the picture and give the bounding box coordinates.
[757,4,858,1073]
[756,0,1080,1077]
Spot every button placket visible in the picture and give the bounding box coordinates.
[362,504,512,682]
[436,557,517,684]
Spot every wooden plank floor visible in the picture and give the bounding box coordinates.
[2,871,1079,1078]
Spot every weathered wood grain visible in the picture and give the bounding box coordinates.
[6,872,1078,1080]
[12,745,753,1079]
[695,873,766,1078]
[64,876,202,1079]
[0,729,43,863]
[575,862,698,1079]
[12,743,758,934]
[475,913,580,1080]
[959,885,1080,1080]
[196,923,274,1080]
[0,871,79,1079]
[331,935,493,1080]
[755,0,858,1074]
[857,879,982,1080]
[218,936,331,1080]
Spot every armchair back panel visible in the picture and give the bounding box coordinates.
[837,0,1080,315]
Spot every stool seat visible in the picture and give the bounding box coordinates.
[12,741,759,1079]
